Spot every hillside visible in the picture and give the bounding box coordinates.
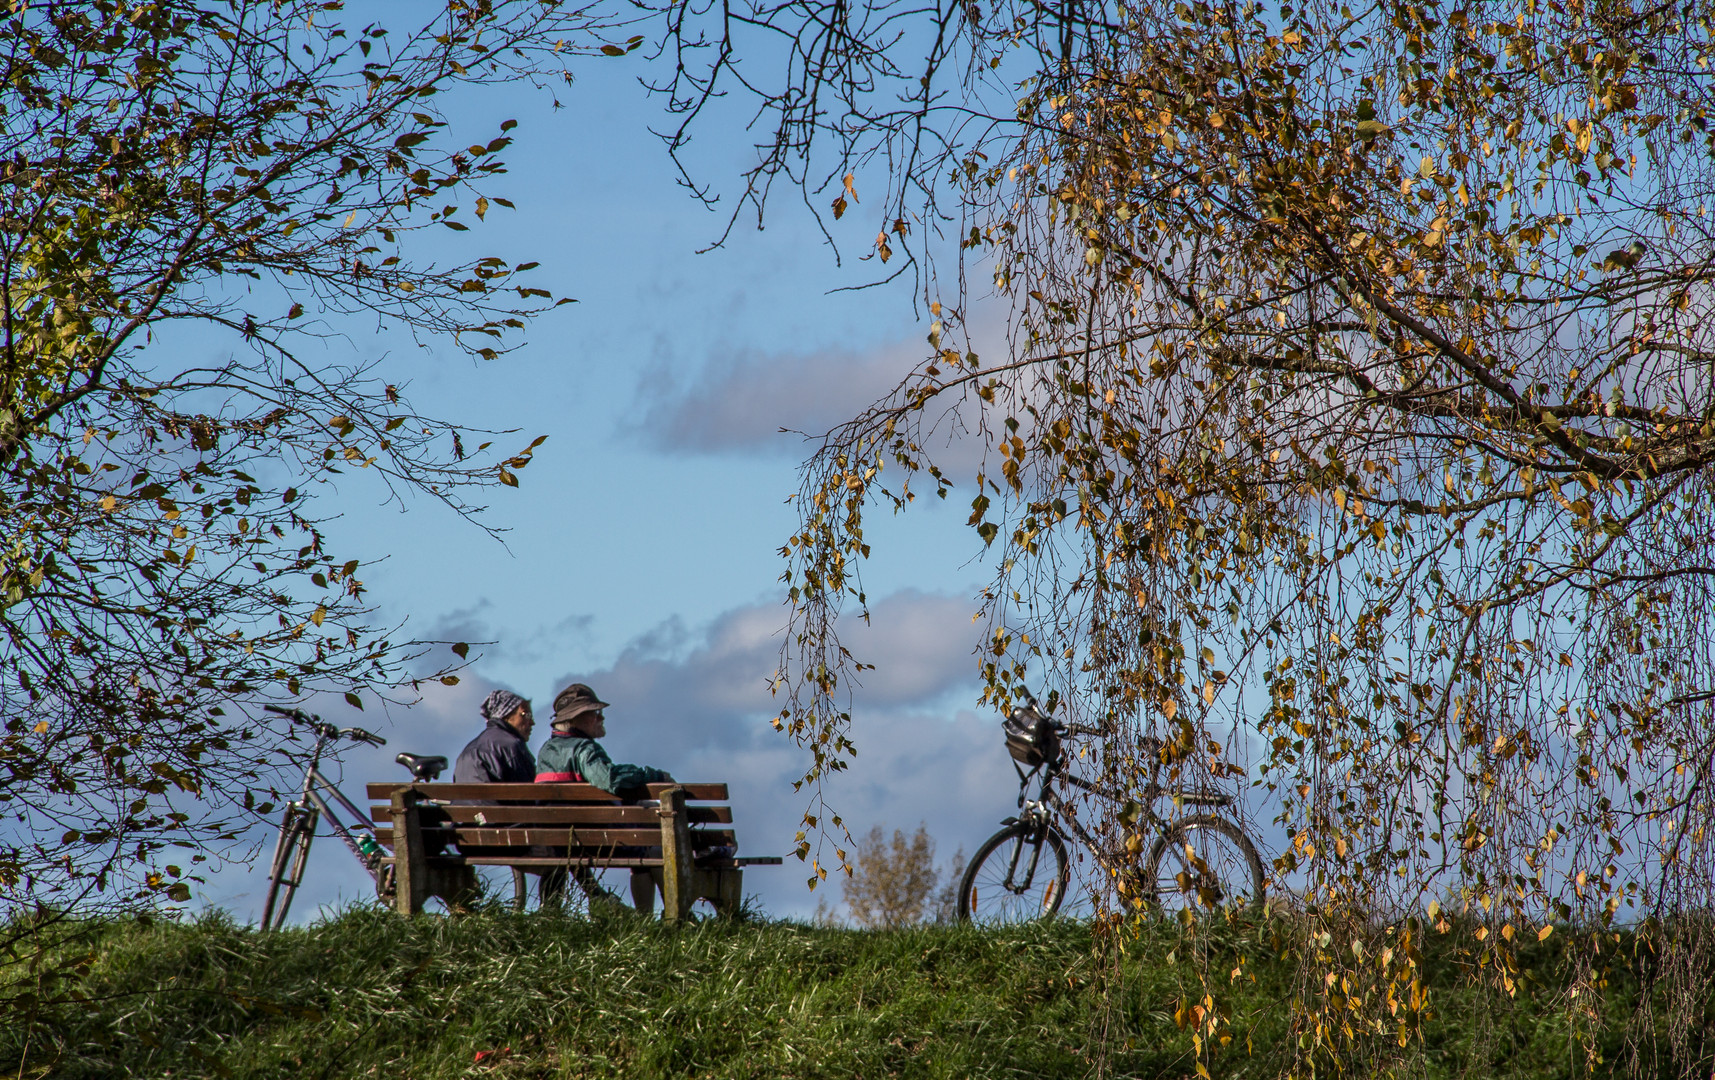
[1,905,1699,1079]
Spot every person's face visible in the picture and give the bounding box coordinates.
[577,709,606,738]
[508,703,535,740]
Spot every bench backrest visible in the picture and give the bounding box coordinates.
[363,782,737,856]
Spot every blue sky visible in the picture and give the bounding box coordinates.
[192,43,1036,923]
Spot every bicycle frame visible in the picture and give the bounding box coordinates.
[1010,751,1233,871]
[294,759,383,882]
[274,709,388,881]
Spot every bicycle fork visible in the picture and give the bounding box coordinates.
[261,804,318,929]
[1001,823,1055,900]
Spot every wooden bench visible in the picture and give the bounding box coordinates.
[365,781,782,922]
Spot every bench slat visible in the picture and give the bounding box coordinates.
[379,855,778,869]
[365,781,729,801]
[365,805,733,826]
[373,826,737,847]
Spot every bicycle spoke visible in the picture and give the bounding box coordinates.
[960,825,1070,925]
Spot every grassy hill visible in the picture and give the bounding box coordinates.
[1,904,1703,1079]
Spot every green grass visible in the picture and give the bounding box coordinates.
[1,903,1707,1079]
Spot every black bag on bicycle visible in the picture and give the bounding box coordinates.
[1003,705,1060,767]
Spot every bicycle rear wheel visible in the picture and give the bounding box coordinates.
[958,823,1071,925]
[260,805,316,930]
[1143,814,1265,915]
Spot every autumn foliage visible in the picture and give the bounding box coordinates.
[665,0,1715,1070]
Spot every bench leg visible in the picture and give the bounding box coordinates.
[631,869,656,915]
[512,868,529,912]
[391,788,427,915]
[713,868,743,917]
[657,787,696,923]
[428,863,480,913]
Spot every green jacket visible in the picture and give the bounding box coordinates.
[535,734,669,795]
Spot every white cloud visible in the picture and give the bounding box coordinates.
[625,322,1016,486]
[628,339,924,455]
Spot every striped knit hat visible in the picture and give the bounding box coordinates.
[479,688,529,724]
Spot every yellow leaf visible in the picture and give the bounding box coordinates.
[309,606,326,627]
[1537,924,1553,941]
[34,721,49,734]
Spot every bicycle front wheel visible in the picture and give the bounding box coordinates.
[1144,814,1265,915]
[260,806,315,930]
[958,823,1071,925]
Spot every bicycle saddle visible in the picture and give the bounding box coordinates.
[395,752,448,782]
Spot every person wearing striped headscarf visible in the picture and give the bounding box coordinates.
[453,688,537,786]
[450,689,541,883]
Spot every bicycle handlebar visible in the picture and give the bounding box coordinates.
[263,704,386,747]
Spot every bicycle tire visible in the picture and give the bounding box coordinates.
[1143,814,1265,914]
[958,823,1071,925]
[260,807,315,930]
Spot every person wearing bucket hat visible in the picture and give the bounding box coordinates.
[534,682,673,794]
[536,682,674,912]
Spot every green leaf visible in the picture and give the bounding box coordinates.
[345,692,364,710]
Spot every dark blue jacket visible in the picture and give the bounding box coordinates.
[453,719,536,786]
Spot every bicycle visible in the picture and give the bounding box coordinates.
[258,705,450,929]
[957,688,1265,925]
